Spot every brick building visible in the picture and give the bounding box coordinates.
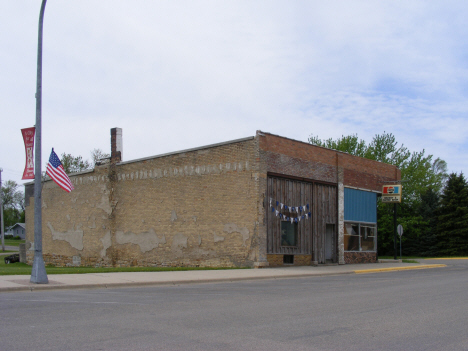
[25,129,400,268]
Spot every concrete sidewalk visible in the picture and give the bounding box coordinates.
[0,261,447,293]
[0,246,20,255]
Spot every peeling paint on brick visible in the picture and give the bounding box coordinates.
[100,231,112,257]
[47,222,84,250]
[88,215,96,229]
[223,223,250,246]
[214,233,225,243]
[171,234,188,257]
[115,229,166,253]
[96,184,112,215]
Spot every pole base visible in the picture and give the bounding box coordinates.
[30,252,49,284]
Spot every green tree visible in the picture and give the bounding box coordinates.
[1,180,24,228]
[310,132,447,202]
[59,149,110,174]
[418,187,440,257]
[60,153,92,174]
[309,134,367,157]
[365,132,409,166]
[376,200,395,256]
[91,148,110,166]
[436,173,468,256]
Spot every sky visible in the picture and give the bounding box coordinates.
[1,1,468,188]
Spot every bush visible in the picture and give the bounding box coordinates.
[4,235,14,240]
[13,236,22,240]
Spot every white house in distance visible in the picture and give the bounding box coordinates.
[6,223,26,240]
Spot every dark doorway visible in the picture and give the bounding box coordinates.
[325,224,335,263]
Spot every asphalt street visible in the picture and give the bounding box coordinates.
[0,259,466,351]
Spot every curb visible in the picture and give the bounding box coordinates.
[0,271,355,293]
[425,258,468,260]
[0,264,449,293]
[354,264,446,274]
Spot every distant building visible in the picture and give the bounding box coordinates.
[6,223,26,239]
[25,129,400,268]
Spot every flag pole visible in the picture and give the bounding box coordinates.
[31,0,48,284]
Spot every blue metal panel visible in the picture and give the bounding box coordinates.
[344,188,377,223]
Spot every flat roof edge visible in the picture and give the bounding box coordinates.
[23,169,95,185]
[258,130,400,172]
[117,136,255,166]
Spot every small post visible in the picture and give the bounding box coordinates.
[400,235,402,260]
[393,203,397,260]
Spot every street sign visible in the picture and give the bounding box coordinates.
[397,224,403,237]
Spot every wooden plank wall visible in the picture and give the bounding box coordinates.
[267,176,338,263]
[313,183,337,263]
[267,177,313,255]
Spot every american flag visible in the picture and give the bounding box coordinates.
[46,149,74,193]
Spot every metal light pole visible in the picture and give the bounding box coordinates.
[30,0,48,284]
[0,168,4,252]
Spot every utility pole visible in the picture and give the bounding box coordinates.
[382,181,407,261]
[30,0,48,284]
[0,168,4,252]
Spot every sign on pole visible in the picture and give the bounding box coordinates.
[21,127,36,180]
[382,185,402,203]
[397,224,404,260]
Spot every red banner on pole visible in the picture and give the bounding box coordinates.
[21,127,36,180]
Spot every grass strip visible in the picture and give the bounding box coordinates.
[2,239,25,247]
[379,255,468,260]
[402,259,419,263]
[0,261,249,276]
[425,257,468,260]
[378,256,423,260]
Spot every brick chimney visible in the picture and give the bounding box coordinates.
[111,128,122,163]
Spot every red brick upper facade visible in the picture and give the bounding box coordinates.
[258,131,400,191]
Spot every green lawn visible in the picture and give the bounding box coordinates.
[379,256,466,261]
[2,239,25,247]
[0,259,249,276]
[378,256,421,263]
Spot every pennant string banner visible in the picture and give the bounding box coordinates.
[269,197,312,222]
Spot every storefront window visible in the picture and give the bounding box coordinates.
[344,222,376,251]
[344,223,359,251]
[360,225,375,251]
[281,221,298,246]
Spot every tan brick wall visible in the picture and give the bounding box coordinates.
[26,167,113,266]
[25,138,261,268]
